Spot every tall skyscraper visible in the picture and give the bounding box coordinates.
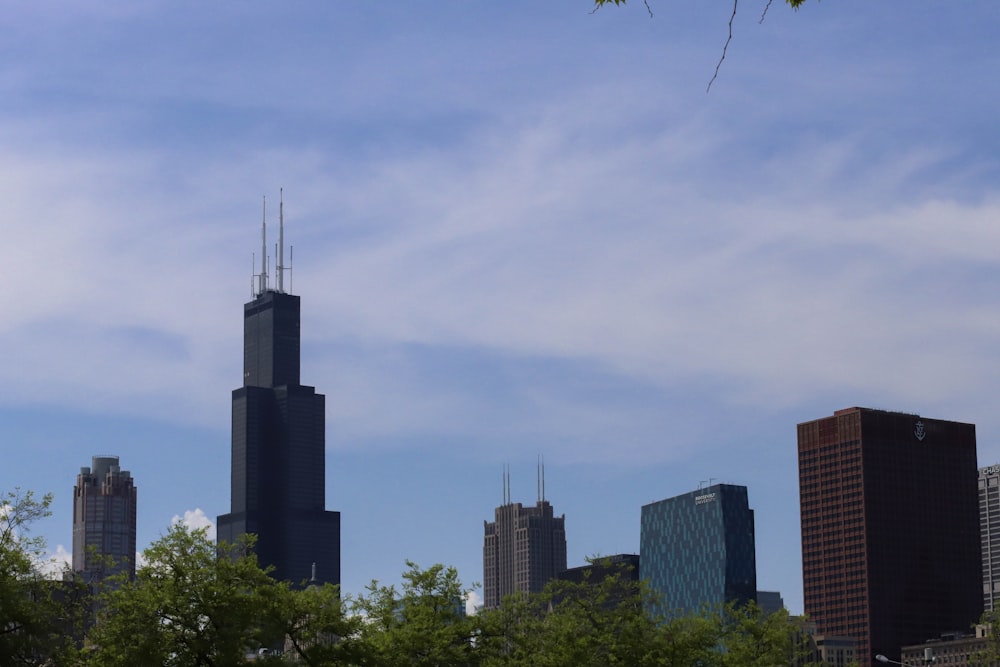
[798,407,981,666]
[639,483,756,617]
[482,468,567,610]
[72,455,137,582]
[217,198,341,587]
[980,463,1000,612]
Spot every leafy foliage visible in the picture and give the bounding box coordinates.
[974,609,1000,665]
[2,491,820,666]
[717,601,819,666]
[82,522,371,666]
[476,572,728,667]
[353,561,478,667]
[476,561,815,667]
[84,524,284,666]
[0,488,86,665]
[277,581,365,666]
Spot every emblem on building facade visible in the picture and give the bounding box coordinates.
[914,421,926,442]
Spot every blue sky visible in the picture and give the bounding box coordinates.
[3,1,1000,614]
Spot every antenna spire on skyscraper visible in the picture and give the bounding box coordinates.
[253,192,294,297]
[537,456,541,503]
[277,188,285,293]
[221,207,342,588]
[483,462,566,610]
[258,197,269,296]
[503,464,510,505]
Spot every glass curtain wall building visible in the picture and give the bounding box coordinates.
[639,483,756,617]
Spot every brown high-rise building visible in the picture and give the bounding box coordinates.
[798,408,981,666]
[482,469,566,610]
[73,455,137,582]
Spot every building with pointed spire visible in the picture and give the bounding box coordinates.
[482,465,567,610]
[73,455,137,582]
[217,194,341,587]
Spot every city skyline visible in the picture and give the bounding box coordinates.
[3,2,1000,616]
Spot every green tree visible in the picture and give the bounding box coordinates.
[717,601,821,667]
[0,488,50,664]
[477,590,541,667]
[654,611,723,667]
[515,568,667,667]
[479,563,826,667]
[273,580,365,666]
[0,488,85,665]
[353,561,479,667]
[478,562,721,667]
[973,609,1000,666]
[84,523,282,666]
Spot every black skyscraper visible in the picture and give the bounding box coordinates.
[217,199,340,587]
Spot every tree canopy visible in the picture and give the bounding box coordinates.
[4,489,824,666]
[0,488,85,665]
[353,561,478,667]
[84,524,287,666]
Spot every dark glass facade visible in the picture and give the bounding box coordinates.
[640,483,756,617]
[798,408,981,666]
[217,290,341,587]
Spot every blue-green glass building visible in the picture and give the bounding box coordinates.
[640,483,756,617]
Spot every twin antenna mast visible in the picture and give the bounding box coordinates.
[252,188,294,298]
[500,458,548,506]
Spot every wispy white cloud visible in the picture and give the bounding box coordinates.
[3,87,1000,459]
